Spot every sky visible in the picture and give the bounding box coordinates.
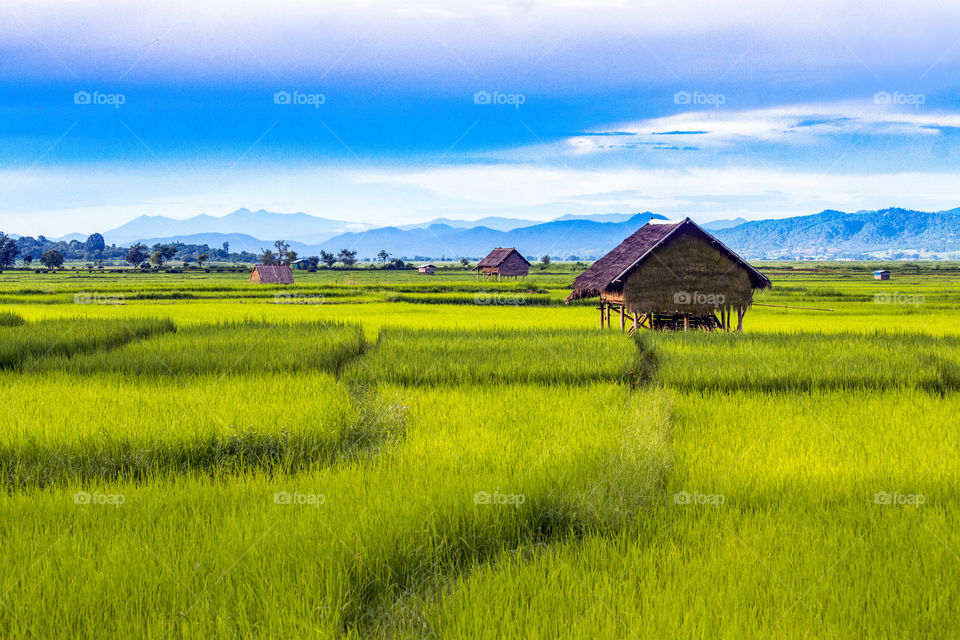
[2,0,960,236]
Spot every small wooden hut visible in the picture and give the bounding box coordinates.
[418,264,436,275]
[250,264,294,284]
[566,218,771,331]
[475,248,530,280]
[873,270,890,280]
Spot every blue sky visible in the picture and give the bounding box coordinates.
[2,0,960,236]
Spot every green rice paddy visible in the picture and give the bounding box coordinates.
[0,262,956,638]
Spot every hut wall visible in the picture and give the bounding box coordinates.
[620,231,753,315]
[497,252,530,277]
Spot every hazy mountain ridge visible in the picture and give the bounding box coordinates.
[102,208,374,246]
[714,207,960,259]
[26,206,960,260]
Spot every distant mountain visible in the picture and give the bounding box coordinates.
[54,205,960,261]
[54,233,88,242]
[552,213,637,224]
[701,217,748,231]
[398,216,540,232]
[104,208,373,246]
[714,207,960,259]
[316,212,669,259]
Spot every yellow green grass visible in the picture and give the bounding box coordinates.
[0,264,957,638]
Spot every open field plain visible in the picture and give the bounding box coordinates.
[1,262,958,638]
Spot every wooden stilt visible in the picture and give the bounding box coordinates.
[737,307,744,332]
[632,312,639,332]
[599,305,605,329]
[683,315,689,332]
[619,306,625,331]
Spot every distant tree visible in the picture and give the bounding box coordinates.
[125,243,149,268]
[319,250,336,268]
[306,256,320,272]
[84,233,105,259]
[284,250,298,266]
[459,257,470,268]
[40,249,64,270]
[540,255,551,270]
[222,241,230,253]
[22,254,33,266]
[196,253,208,268]
[150,244,176,267]
[377,249,390,264]
[259,249,277,265]
[0,233,19,268]
[337,249,358,267]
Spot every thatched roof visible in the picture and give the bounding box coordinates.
[475,247,530,269]
[567,218,770,302]
[251,264,294,284]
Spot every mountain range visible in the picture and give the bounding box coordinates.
[101,208,374,246]
[713,207,960,259]
[27,206,960,260]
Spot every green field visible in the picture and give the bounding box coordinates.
[0,263,957,638]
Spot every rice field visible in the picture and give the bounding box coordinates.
[0,263,957,638]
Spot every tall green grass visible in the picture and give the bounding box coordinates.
[0,372,402,489]
[31,320,365,375]
[0,317,175,370]
[394,390,960,638]
[0,384,670,637]
[346,328,640,386]
[646,331,960,391]
[0,310,24,326]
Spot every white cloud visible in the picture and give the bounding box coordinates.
[565,102,960,154]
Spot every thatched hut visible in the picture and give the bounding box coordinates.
[567,218,770,331]
[418,264,436,275]
[475,248,530,280]
[250,264,294,284]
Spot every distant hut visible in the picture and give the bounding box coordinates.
[567,218,771,331]
[250,264,294,285]
[418,264,436,275]
[475,248,530,280]
[873,270,891,280]
[290,259,310,271]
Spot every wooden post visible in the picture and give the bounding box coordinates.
[632,312,639,332]
[737,307,744,332]
[599,306,604,329]
[683,315,689,332]
[619,306,625,331]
